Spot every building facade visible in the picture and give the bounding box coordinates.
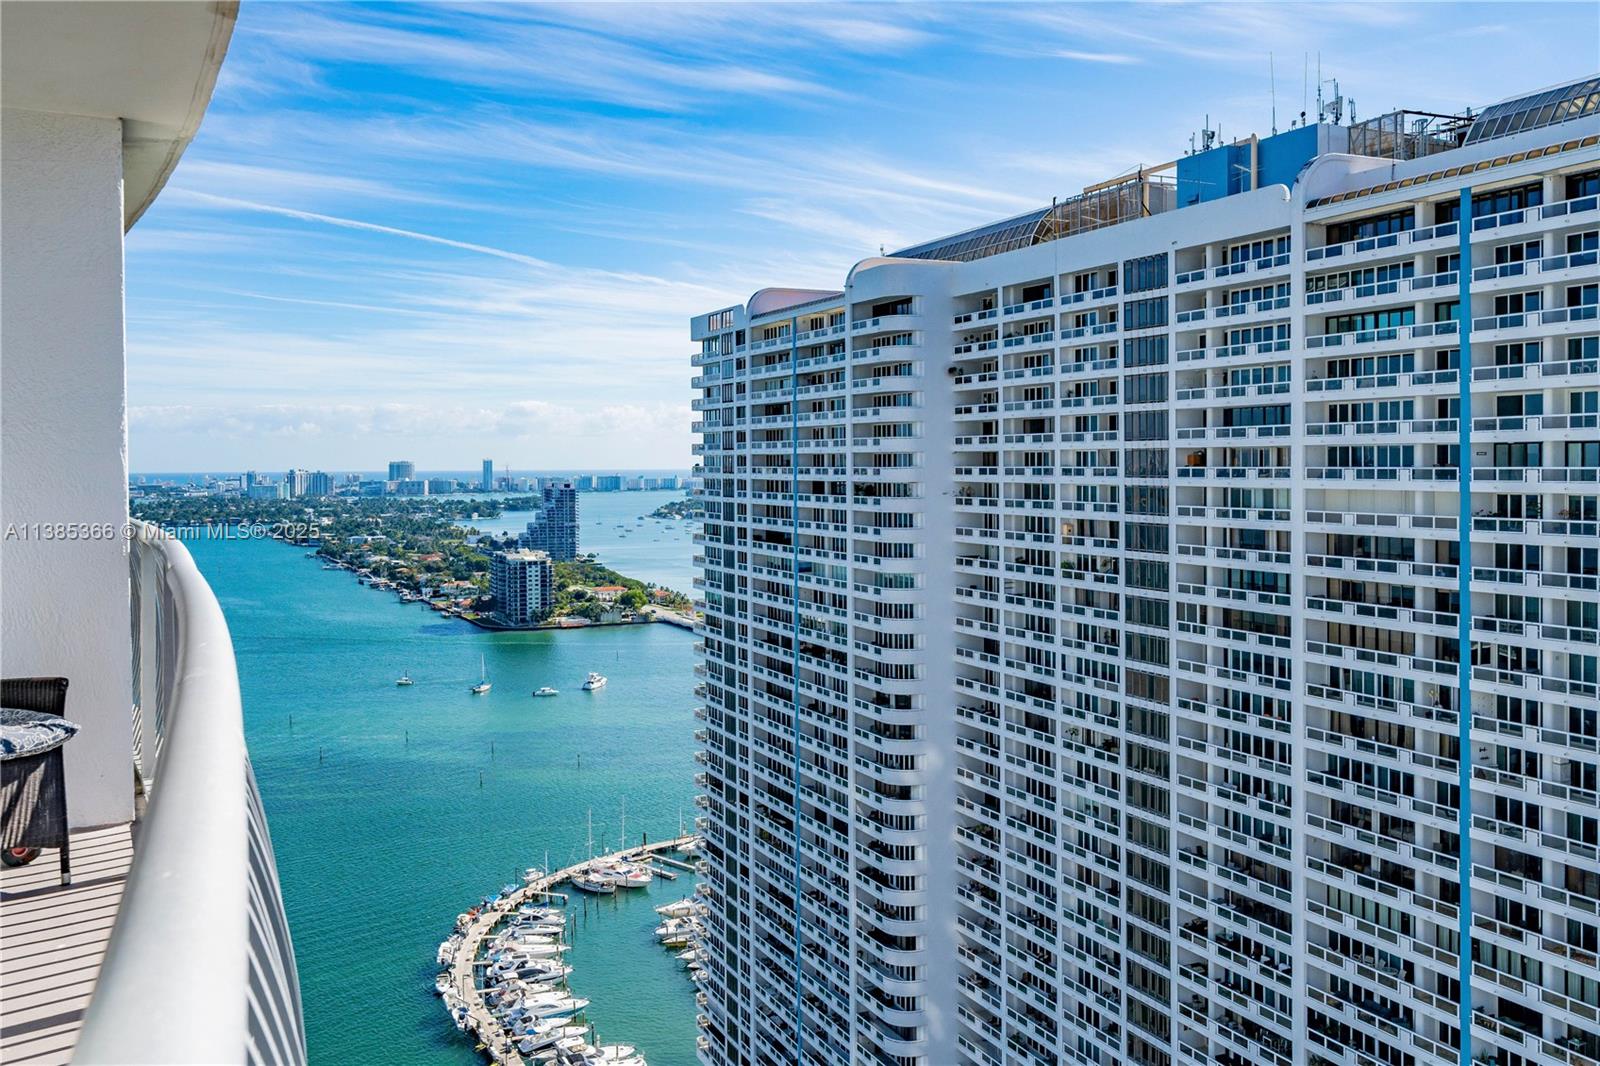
[690,79,1599,1066]
[306,470,334,497]
[519,480,580,561]
[489,548,553,626]
[388,459,416,481]
[482,458,494,491]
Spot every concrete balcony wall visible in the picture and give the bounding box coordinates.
[0,106,134,829]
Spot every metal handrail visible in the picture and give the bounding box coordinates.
[75,522,305,1065]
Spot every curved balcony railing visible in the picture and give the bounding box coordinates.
[74,522,305,1065]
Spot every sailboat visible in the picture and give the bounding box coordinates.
[471,655,492,694]
[572,809,616,894]
[396,673,414,686]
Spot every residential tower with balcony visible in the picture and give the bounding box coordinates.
[688,76,1600,1066]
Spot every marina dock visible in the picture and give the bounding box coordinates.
[445,835,702,1065]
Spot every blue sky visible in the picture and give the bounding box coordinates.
[126,1,1598,472]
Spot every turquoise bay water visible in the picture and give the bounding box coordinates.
[186,490,702,1065]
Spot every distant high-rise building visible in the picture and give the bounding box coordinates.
[426,477,457,495]
[284,468,310,497]
[243,470,258,492]
[518,480,579,561]
[245,481,287,501]
[394,479,428,496]
[305,471,334,497]
[574,475,595,491]
[488,549,552,626]
[481,459,493,491]
[387,460,415,482]
[596,475,622,492]
[690,81,1600,1066]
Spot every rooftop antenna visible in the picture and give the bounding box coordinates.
[1302,53,1309,126]
[1315,53,1322,123]
[1270,52,1278,135]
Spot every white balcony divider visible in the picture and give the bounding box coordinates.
[74,522,305,1065]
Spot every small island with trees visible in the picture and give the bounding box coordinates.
[647,497,697,520]
[130,492,696,629]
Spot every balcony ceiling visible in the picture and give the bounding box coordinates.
[0,0,237,228]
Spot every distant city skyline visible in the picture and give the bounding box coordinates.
[130,464,692,477]
[121,2,1596,471]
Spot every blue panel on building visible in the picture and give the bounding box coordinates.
[1176,124,1326,207]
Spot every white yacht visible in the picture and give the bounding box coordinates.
[396,674,414,686]
[594,860,651,888]
[582,672,607,690]
[654,898,699,919]
[533,686,558,698]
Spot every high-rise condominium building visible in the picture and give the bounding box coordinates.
[285,467,310,497]
[388,459,416,481]
[489,548,553,626]
[306,470,334,497]
[483,459,494,491]
[519,480,580,561]
[689,78,1599,1066]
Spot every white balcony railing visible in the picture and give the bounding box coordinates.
[75,523,305,1065]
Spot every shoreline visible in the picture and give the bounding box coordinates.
[282,534,700,634]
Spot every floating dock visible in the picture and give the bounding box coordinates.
[445,835,703,1065]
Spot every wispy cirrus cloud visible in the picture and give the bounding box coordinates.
[126,1,1599,472]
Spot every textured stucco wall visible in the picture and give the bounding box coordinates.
[1,107,134,828]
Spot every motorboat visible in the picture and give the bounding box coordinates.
[508,991,588,1017]
[568,1044,647,1066]
[582,672,607,690]
[589,860,650,888]
[434,973,453,996]
[571,873,615,894]
[654,898,699,919]
[498,941,568,959]
[487,962,571,986]
[677,947,701,966]
[396,674,414,686]
[504,918,565,934]
[533,686,559,698]
[516,1026,589,1056]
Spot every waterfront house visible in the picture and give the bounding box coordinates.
[0,4,306,1062]
[591,584,628,604]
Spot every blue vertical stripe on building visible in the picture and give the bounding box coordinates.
[1456,186,1474,1066]
[789,315,805,1063]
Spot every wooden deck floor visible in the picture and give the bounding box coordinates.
[0,825,132,1065]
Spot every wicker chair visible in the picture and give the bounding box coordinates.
[1,676,72,884]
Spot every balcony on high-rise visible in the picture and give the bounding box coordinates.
[0,4,305,1063]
